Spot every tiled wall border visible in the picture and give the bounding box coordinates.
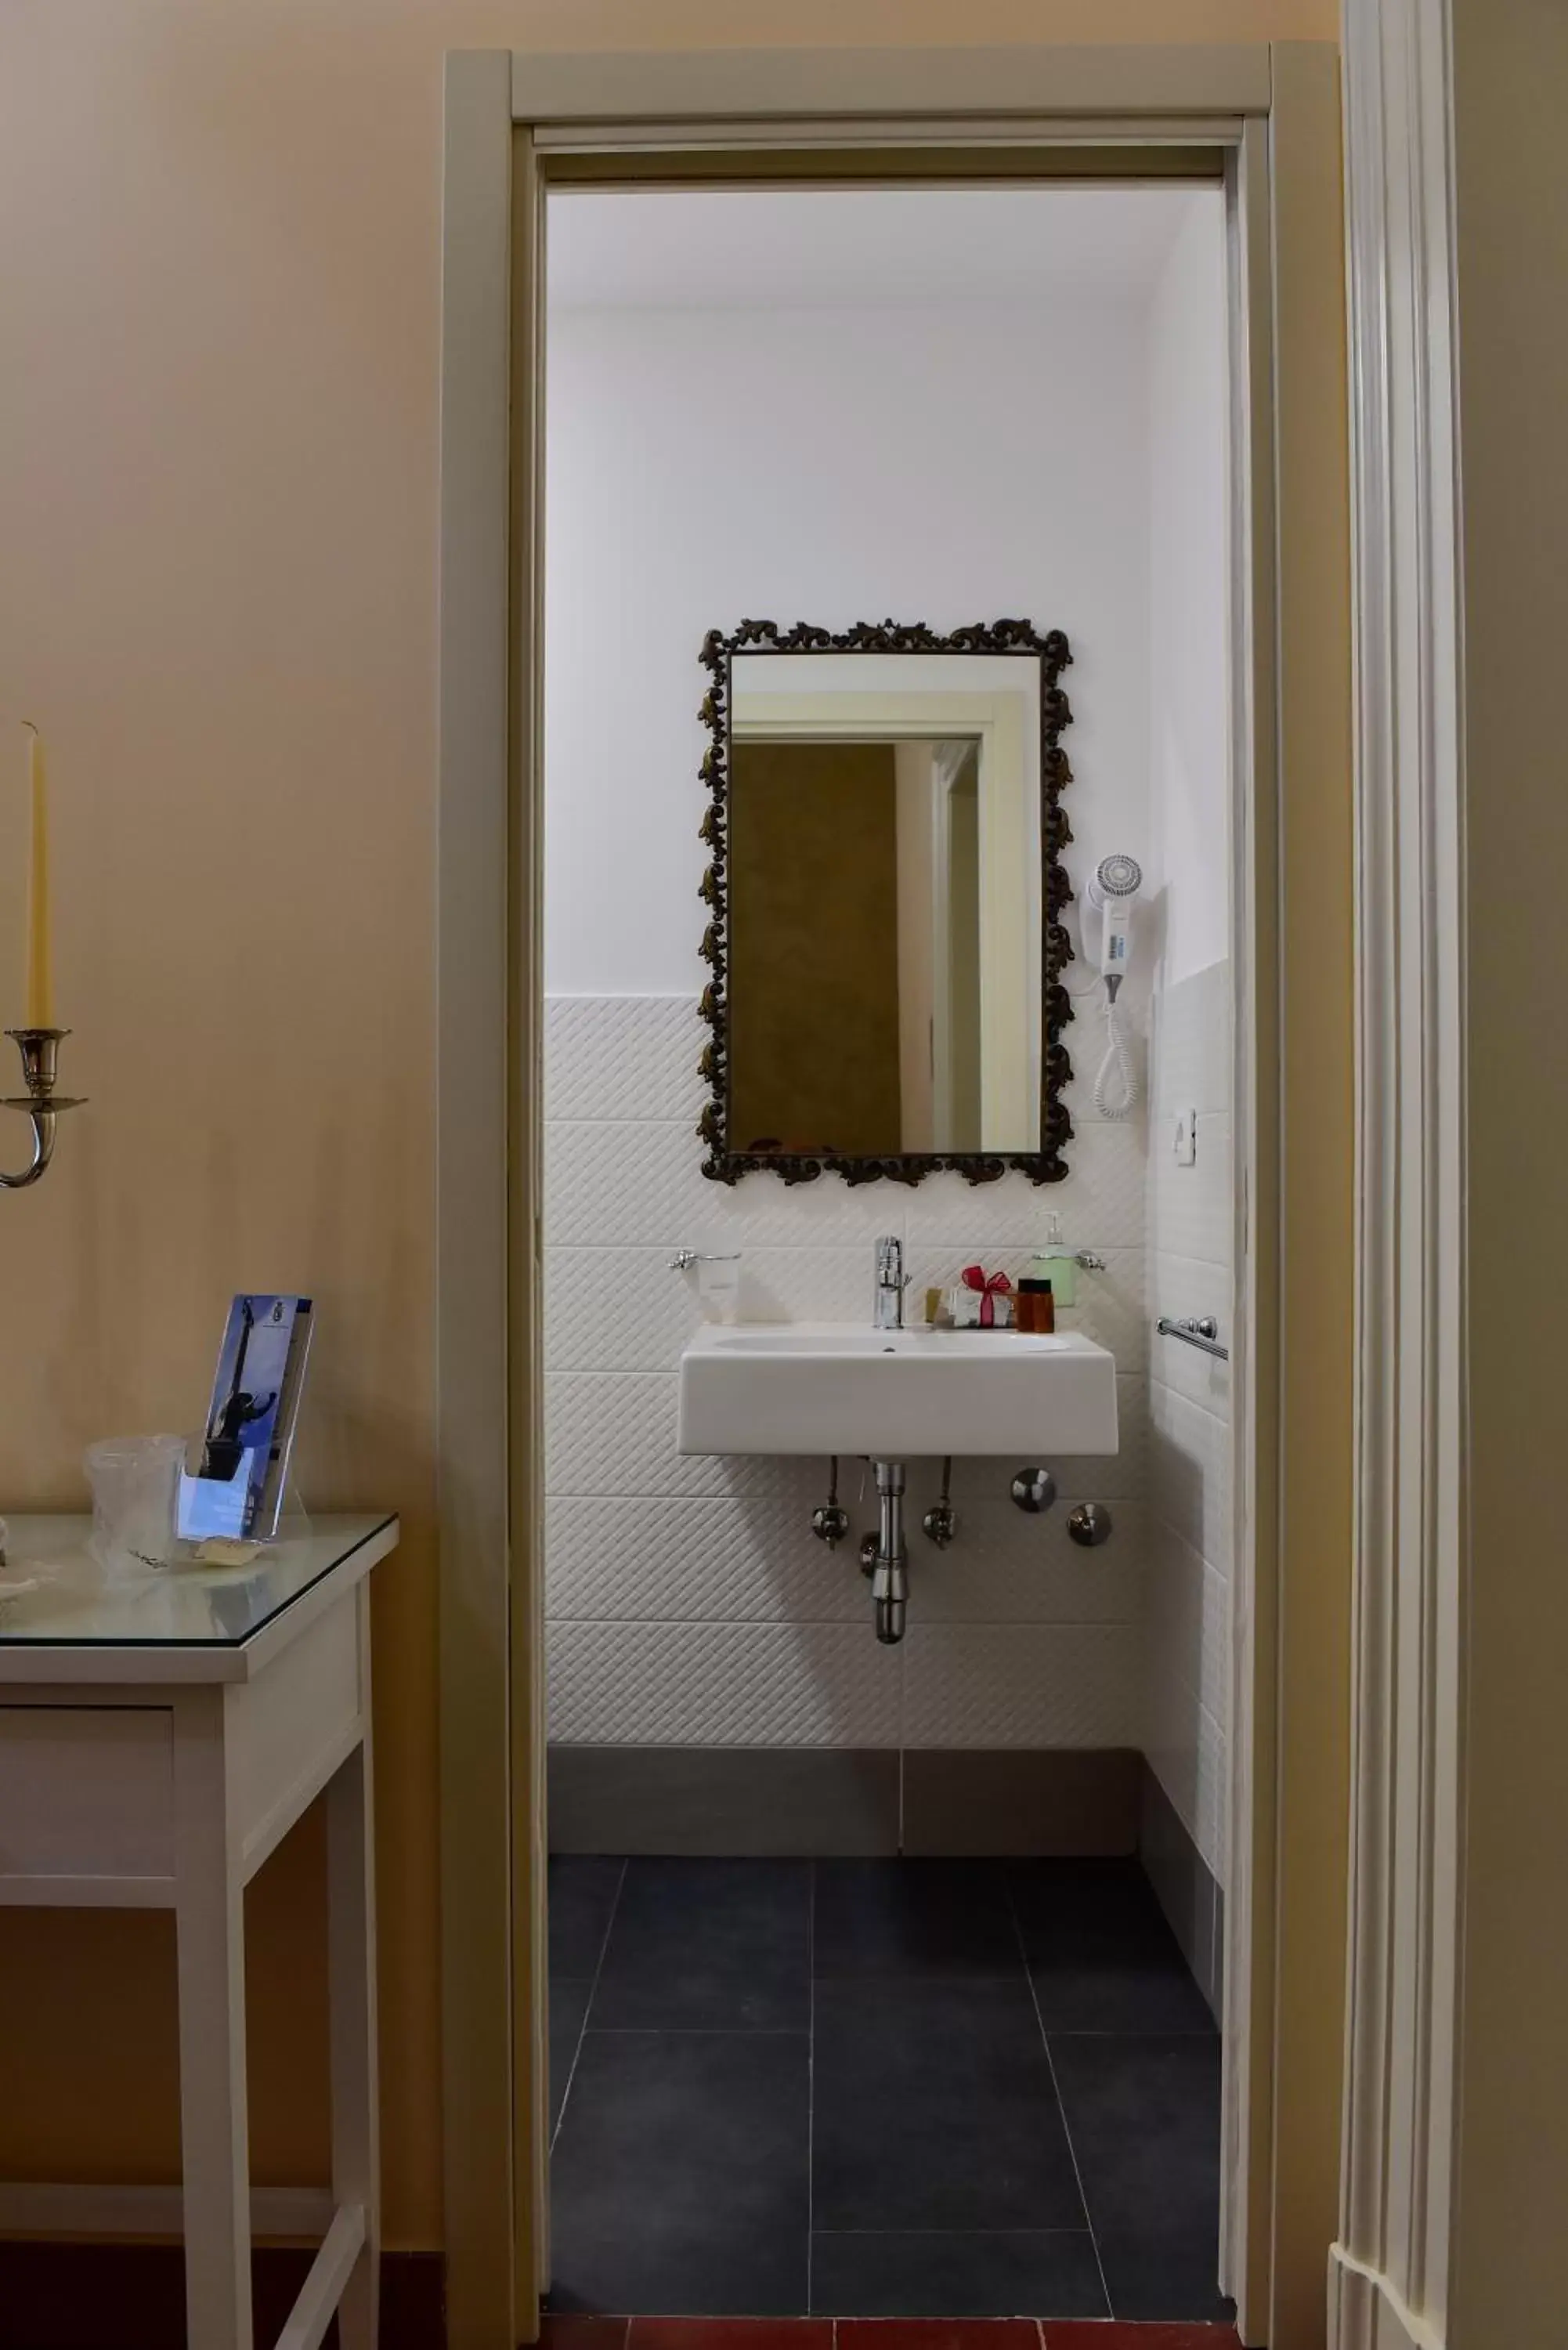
[547,1744,1140,1859]
[1139,1746,1223,2026]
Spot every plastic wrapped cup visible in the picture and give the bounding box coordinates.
[85,1434,186,1582]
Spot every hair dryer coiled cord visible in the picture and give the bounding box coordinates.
[1092,991,1138,1121]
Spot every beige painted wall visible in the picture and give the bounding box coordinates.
[1449,1,1568,2334]
[0,0,1333,2254]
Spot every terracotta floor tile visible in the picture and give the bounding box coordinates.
[836,2322,1042,2350]
[540,2319,632,2350]
[1042,2324,1243,2348]
[629,2323,833,2350]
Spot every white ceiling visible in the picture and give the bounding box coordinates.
[546,185,1218,314]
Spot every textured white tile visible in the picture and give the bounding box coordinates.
[1144,1527,1204,1690]
[546,1495,869,1624]
[545,1243,935,1370]
[543,988,1174,1754]
[545,1247,704,1372]
[902,1622,1139,1748]
[1143,1666,1200,1846]
[1200,1560,1230,1719]
[545,1372,824,1502]
[545,1117,905,1249]
[908,1498,1144,1624]
[1150,960,1232,1120]
[544,994,705,1124]
[1145,1528,1229,1723]
[1147,1251,1234,1414]
[1195,1709,1228,1883]
[736,1246,887,1325]
[547,1618,902,1746]
[1149,1378,1232,1571]
[1148,1112,1233,1269]
[903,1120,1148,1250]
[903,1245,1147,1372]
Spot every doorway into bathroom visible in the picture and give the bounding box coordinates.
[539,180,1239,2330]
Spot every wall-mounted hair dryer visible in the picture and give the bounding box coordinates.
[1084,853,1142,1119]
[1086,852,1143,1000]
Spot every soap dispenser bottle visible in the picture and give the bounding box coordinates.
[1031,1212,1078,1309]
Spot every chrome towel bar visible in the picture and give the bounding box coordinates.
[1157,1314,1230,1361]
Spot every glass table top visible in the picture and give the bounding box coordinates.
[0,1513,396,1648]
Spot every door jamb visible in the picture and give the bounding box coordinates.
[435,44,1353,2350]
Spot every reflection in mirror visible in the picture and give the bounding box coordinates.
[729,733,987,1155]
[698,624,1075,1184]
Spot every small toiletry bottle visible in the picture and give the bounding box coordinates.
[1032,1212,1078,1309]
[1017,1278,1054,1334]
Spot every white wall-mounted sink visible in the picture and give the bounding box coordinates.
[677,1322,1118,1459]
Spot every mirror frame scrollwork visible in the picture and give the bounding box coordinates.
[695,617,1075,1187]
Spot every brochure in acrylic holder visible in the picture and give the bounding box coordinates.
[175,1435,313,1559]
[176,1294,315,1550]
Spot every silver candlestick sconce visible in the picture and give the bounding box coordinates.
[1,1028,85,1190]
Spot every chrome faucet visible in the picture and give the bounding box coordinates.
[873,1235,908,1330]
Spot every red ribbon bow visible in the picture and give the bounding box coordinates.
[961,1264,1013,1328]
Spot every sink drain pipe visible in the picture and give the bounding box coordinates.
[870,1459,908,1644]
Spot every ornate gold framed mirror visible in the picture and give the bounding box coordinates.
[695,618,1076,1185]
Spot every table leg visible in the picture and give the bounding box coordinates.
[175,1694,253,2350]
[328,1721,380,2350]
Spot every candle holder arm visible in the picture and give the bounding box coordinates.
[1,1029,84,1191]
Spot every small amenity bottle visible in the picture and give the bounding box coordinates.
[1016,1278,1054,1334]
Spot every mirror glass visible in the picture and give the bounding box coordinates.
[708,640,1063,1176]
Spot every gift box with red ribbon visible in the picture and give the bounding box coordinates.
[959,1264,1013,1329]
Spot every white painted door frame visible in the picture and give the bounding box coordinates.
[437,43,1354,2349]
[1331,6,1467,2348]
[732,684,1036,1147]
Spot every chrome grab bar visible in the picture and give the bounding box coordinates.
[1156,1314,1230,1361]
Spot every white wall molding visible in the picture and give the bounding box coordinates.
[1331,2245,1447,2350]
[1334,5,1465,2345]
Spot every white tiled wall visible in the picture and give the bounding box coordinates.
[544,992,1150,1752]
[1143,959,1234,1885]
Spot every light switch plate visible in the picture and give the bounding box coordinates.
[1175,1109,1198,1167]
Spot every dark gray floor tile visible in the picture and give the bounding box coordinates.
[591,1857,811,2031]
[1049,2031,1233,2324]
[813,1859,1023,1979]
[550,2030,810,2315]
[1007,1858,1216,2034]
[810,2230,1108,2318]
[549,1978,591,2135]
[813,1976,1084,2232]
[549,1855,624,1979]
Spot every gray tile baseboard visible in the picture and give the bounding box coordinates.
[901,1747,1140,1856]
[1138,1757,1224,2024]
[548,1744,901,1855]
[547,1744,1141,1859]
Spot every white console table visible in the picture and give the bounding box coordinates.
[0,1511,399,2350]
